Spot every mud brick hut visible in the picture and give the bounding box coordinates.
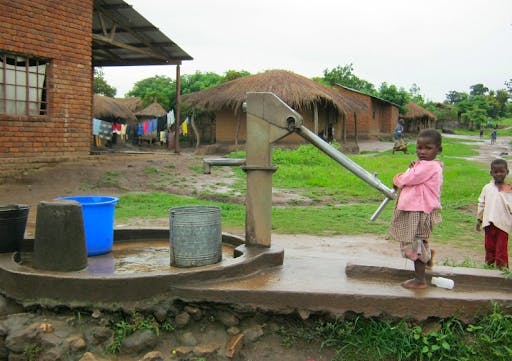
[400,101,438,134]
[181,70,367,150]
[0,0,192,180]
[333,84,400,139]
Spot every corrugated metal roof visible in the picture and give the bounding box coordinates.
[93,0,193,66]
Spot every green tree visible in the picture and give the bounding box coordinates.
[180,71,223,94]
[494,89,510,117]
[462,105,488,130]
[469,83,489,97]
[409,83,425,106]
[126,75,175,110]
[445,90,468,104]
[322,64,377,95]
[505,79,512,94]
[93,68,116,97]
[378,82,410,114]
[222,69,250,83]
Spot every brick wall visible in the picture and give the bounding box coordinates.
[335,85,399,139]
[0,0,93,180]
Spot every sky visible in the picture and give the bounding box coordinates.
[102,0,512,103]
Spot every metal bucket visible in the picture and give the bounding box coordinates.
[169,206,222,267]
[0,204,30,253]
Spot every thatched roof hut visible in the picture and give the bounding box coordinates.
[115,97,144,113]
[181,69,365,116]
[401,102,437,133]
[403,102,437,121]
[134,102,167,118]
[93,95,137,123]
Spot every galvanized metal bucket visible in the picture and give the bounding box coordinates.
[169,206,222,267]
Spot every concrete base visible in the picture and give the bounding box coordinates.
[0,228,283,309]
[0,228,511,321]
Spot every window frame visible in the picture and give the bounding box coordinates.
[0,51,50,118]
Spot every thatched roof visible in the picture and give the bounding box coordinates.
[115,97,144,113]
[402,102,437,121]
[181,69,365,116]
[134,102,167,118]
[93,95,137,123]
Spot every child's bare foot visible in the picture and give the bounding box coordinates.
[401,279,428,289]
[426,249,435,270]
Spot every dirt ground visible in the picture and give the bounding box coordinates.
[0,134,510,360]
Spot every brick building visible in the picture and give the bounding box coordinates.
[0,0,191,180]
[333,84,399,139]
[0,0,93,179]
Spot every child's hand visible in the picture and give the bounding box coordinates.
[409,160,417,168]
[501,184,512,192]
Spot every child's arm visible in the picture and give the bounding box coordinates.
[476,187,486,231]
[394,161,440,188]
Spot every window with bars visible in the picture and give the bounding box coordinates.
[0,52,49,116]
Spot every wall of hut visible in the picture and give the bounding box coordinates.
[334,86,398,139]
[0,0,93,179]
[214,105,340,145]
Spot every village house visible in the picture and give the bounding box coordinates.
[333,84,400,140]
[181,70,368,151]
[0,0,191,179]
[400,101,438,134]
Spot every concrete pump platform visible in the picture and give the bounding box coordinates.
[0,228,510,321]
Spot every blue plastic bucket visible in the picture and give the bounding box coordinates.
[56,196,118,256]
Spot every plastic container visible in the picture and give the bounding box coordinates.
[170,205,222,267]
[0,204,30,252]
[431,276,455,289]
[56,196,118,256]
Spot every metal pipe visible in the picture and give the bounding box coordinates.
[295,124,396,200]
[370,197,393,221]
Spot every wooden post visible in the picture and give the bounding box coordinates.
[313,103,318,135]
[235,109,241,145]
[354,112,358,147]
[175,64,181,153]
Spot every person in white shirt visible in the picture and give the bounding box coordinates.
[476,158,512,269]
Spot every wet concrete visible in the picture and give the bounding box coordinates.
[0,228,510,321]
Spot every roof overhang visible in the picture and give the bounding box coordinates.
[92,0,193,67]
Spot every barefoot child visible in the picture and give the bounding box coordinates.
[476,159,512,269]
[389,129,443,289]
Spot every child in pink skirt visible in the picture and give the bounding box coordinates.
[389,129,444,289]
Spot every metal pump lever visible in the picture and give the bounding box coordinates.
[290,123,396,221]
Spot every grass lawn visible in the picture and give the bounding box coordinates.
[116,134,503,258]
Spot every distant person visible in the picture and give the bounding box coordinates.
[476,159,512,269]
[392,119,404,141]
[389,129,443,289]
[491,128,497,144]
[392,119,407,154]
[479,128,484,139]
